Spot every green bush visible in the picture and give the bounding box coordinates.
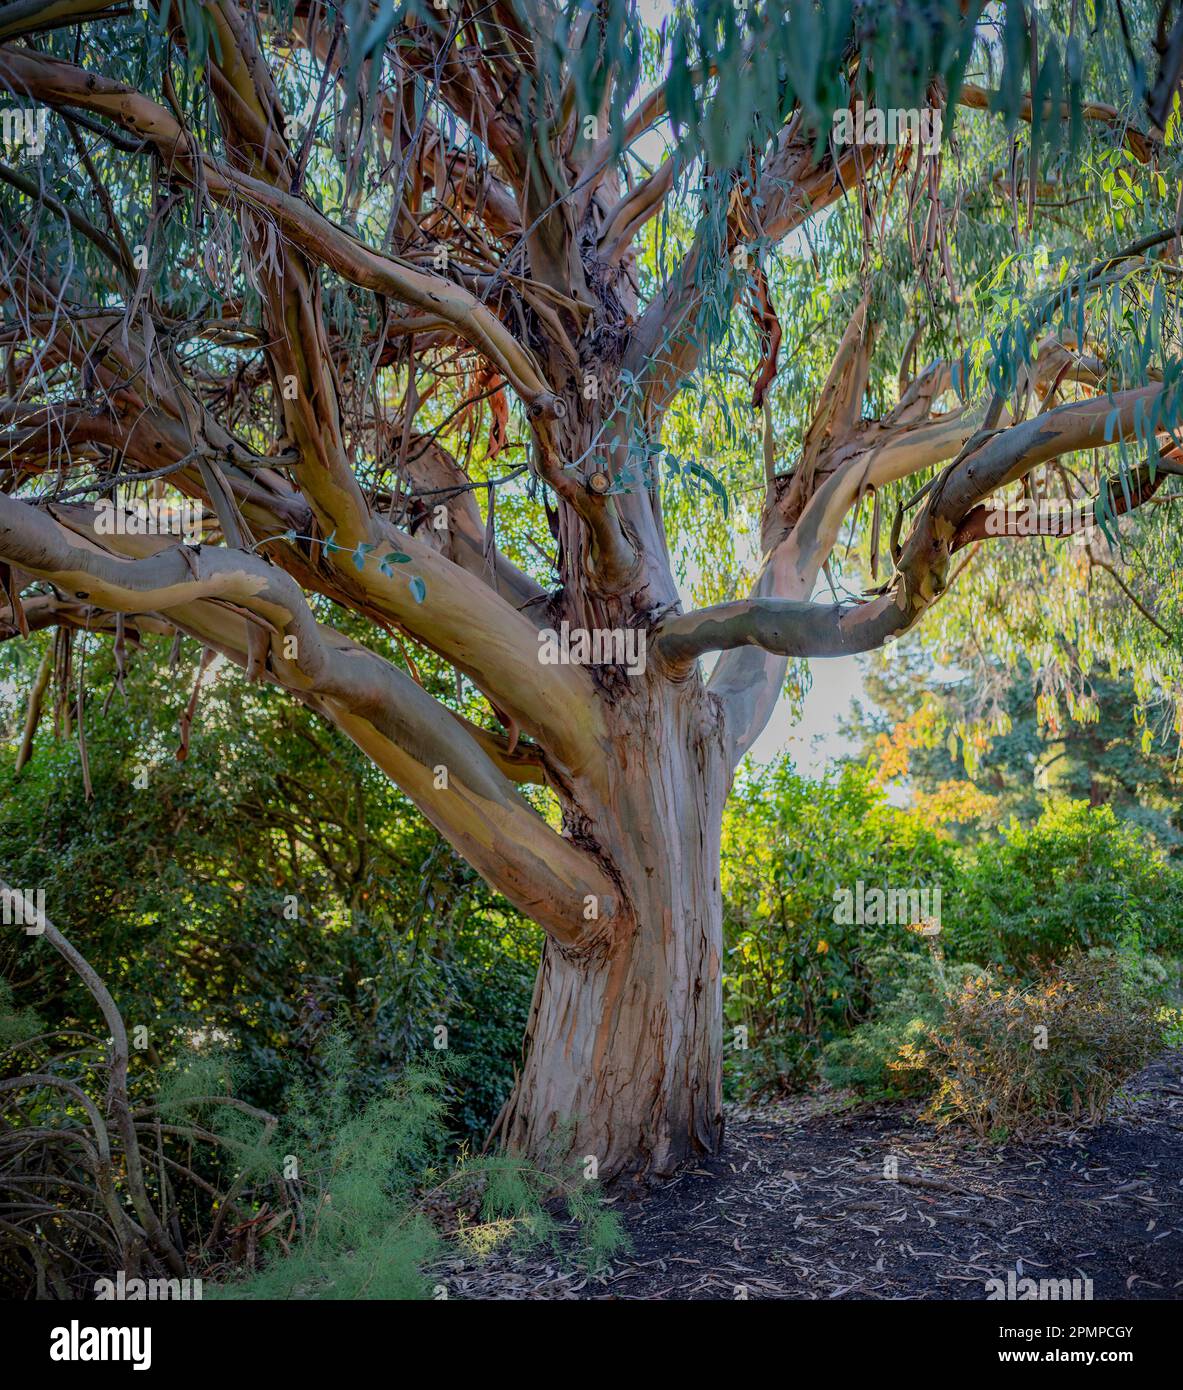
[723,767,1183,1101]
[208,1027,627,1299]
[723,760,959,1098]
[2,976,626,1300]
[0,637,539,1140]
[820,944,979,1097]
[950,801,1183,969]
[823,941,1169,1137]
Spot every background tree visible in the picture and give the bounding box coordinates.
[844,650,1183,849]
[1,0,1182,1183]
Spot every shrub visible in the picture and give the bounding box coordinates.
[210,1028,628,1299]
[822,932,1172,1136]
[950,801,1183,969]
[723,767,1181,1103]
[0,903,623,1301]
[0,639,539,1141]
[921,954,1163,1138]
[820,944,979,1098]
[723,759,959,1098]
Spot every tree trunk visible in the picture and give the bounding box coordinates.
[500,680,730,1181]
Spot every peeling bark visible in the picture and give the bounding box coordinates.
[501,680,728,1179]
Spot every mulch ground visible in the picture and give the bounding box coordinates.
[437,1049,1183,1300]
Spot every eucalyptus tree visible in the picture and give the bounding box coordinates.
[1,0,1181,1181]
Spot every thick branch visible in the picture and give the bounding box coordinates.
[0,494,618,945]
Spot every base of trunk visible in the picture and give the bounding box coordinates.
[497,696,728,1182]
[499,932,724,1181]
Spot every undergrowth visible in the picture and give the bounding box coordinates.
[204,1026,628,1299]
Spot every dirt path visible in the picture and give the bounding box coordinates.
[441,1051,1183,1300]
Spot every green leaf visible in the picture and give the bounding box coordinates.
[379,551,411,579]
[684,458,730,517]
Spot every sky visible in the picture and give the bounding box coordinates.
[681,547,875,776]
[749,655,868,774]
